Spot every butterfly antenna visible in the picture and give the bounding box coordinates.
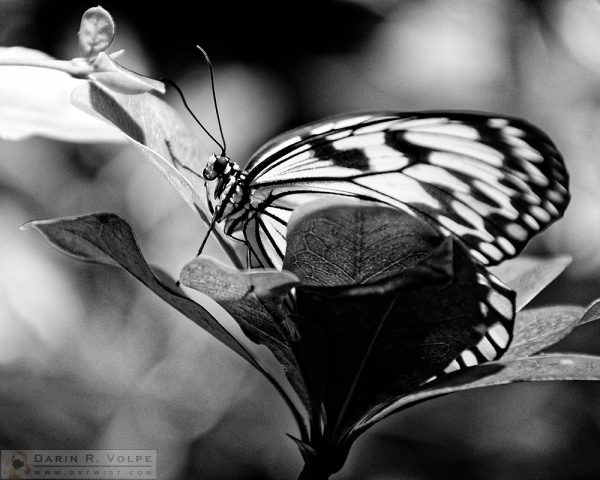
[160,77,225,153]
[196,45,227,156]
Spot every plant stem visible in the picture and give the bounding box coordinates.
[297,459,330,480]
[0,57,92,77]
[261,367,310,442]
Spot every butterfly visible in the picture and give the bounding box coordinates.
[198,110,569,371]
[202,111,568,268]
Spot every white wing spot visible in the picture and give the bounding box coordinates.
[488,289,513,316]
[451,199,488,229]
[356,174,443,209]
[362,144,403,163]
[505,223,529,241]
[475,336,498,360]
[513,146,544,163]
[404,132,505,167]
[436,215,468,234]
[503,134,529,150]
[488,322,510,349]
[478,242,504,262]
[530,205,551,223]
[496,236,517,255]
[471,251,488,264]
[547,189,564,203]
[257,135,303,162]
[414,123,480,139]
[542,200,559,217]
[460,350,479,367]
[488,118,509,127]
[409,164,471,193]
[444,360,461,373]
[521,162,549,187]
[331,132,385,151]
[522,213,540,230]
[502,126,524,137]
[473,180,514,211]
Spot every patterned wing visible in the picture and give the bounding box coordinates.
[234,111,569,270]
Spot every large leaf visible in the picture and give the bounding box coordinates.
[358,353,600,437]
[502,305,585,360]
[282,200,514,447]
[23,213,257,367]
[0,47,125,142]
[24,213,309,440]
[284,199,450,288]
[71,82,241,267]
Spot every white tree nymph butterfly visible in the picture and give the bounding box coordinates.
[168,57,568,374]
[200,111,568,271]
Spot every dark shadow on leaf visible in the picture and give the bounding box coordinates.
[375,363,506,418]
[88,82,145,144]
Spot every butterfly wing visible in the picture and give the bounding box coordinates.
[235,111,568,270]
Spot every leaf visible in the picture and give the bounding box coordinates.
[502,305,585,360]
[179,256,317,414]
[489,255,571,311]
[579,298,600,326]
[283,201,514,445]
[285,198,450,287]
[24,213,309,440]
[70,81,241,267]
[78,6,115,58]
[90,53,166,95]
[0,47,125,142]
[22,213,257,367]
[359,353,600,436]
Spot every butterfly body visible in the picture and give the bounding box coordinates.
[203,153,249,223]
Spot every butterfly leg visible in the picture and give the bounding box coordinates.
[242,284,255,299]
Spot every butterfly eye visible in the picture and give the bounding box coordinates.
[203,154,230,180]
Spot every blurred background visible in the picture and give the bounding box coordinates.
[2,0,600,478]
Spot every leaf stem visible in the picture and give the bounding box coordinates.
[0,57,93,77]
[297,457,331,480]
[330,293,400,441]
[259,365,310,442]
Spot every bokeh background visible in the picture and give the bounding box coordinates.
[2,0,600,478]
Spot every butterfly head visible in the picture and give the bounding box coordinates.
[203,153,233,181]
